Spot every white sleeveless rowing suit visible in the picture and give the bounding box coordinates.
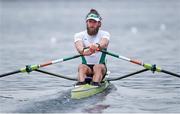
[74,30,110,65]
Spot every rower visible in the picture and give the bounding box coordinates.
[74,9,110,86]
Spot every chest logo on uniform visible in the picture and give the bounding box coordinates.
[84,38,88,40]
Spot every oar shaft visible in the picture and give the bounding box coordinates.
[35,69,77,81]
[40,55,81,67]
[101,50,159,71]
[161,69,180,78]
[0,70,21,78]
[107,69,148,81]
[0,54,82,78]
[101,50,143,65]
[101,50,180,77]
[101,50,130,62]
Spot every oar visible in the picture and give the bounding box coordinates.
[107,69,149,81]
[35,69,77,81]
[0,55,82,78]
[101,50,180,78]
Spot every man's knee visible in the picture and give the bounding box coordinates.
[78,64,87,71]
[93,64,106,72]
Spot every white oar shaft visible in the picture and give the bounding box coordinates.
[52,58,64,64]
[118,55,131,62]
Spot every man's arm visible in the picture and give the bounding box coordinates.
[75,40,84,55]
[98,38,109,49]
[75,40,95,56]
[89,38,109,50]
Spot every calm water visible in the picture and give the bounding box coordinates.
[0,0,180,113]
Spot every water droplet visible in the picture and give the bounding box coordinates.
[160,24,166,31]
[131,27,138,34]
[50,37,57,44]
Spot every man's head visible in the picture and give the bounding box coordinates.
[86,9,102,36]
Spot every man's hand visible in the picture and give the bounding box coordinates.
[89,43,100,52]
[83,48,95,56]
[82,43,101,56]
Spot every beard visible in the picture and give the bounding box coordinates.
[87,26,99,36]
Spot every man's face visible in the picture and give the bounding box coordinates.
[86,19,101,36]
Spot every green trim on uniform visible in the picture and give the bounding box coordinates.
[81,48,107,64]
[81,56,87,64]
[99,48,107,64]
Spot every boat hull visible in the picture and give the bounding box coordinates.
[71,80,110,99]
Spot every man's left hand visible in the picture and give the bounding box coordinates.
[89,43,99,52]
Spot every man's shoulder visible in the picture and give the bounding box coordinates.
[74,31,87,40]
[99,30,110,36]
[99,30,110,35]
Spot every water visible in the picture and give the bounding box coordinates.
[0,0,180,113]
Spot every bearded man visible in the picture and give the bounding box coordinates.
[74,9,110,86]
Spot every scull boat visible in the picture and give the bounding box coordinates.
[71,80,110,99]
